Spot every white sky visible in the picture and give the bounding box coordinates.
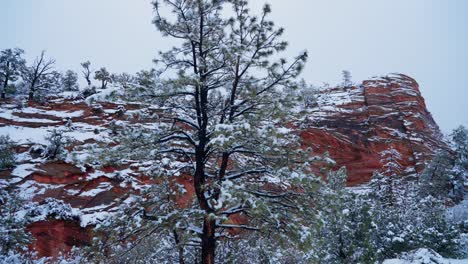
[1,0,467,132]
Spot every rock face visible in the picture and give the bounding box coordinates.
[301,74,446,185]
[27,220,91,258]
[0,74,448,257]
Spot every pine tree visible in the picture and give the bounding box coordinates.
[135,69,157,89]
[374,146,404,206]
[451,125,468,202]
[0,135,15,170]
[0,48,26,100]
[0,189,32,255]
[99,1,313,263]
[316,167,378,263]
[342,70,352,87]
[420,151,458,202]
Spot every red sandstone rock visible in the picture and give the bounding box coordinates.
[27,220,90,258]
[303,74,447,185]
[30,162,86,185]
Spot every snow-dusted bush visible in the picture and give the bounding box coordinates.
[29,144,46,159]
[382,248,468,264]
[0,251,43,264]
[115,105,126,117]
[369,173,462,259]
[90,103,103,115]
[45,129,71,160]
[28,198,80,222]
[81,86,97,98]
[0,135,15,169]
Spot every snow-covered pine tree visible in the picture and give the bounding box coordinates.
[452,126,468,162]
[451,125,468,202]
[0,135,15,170]
[419,151,459,202]
[123,0,314,262]
[0,48,26,100]
[341,70,352,87]
[135,69,157,89]
[372,146,404,207]
[0,189,32,255]
[62,70,79,91]
[316,167,377,263]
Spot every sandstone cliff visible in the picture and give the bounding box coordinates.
[302,73,446,185]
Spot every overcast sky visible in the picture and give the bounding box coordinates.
[2,0,467,132]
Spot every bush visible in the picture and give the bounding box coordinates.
[45,129,70,160]
[82,86,97,98]
[0,135,15,170]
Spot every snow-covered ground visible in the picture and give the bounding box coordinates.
[383,249,467,264]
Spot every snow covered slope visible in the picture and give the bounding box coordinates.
[383,249,467,264]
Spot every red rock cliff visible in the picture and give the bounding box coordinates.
[301,73,446,185]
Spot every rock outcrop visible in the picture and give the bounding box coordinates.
[301,74,446,185]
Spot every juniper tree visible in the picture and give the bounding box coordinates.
[113,73,134,86]
[94,67,112,89]
[140,0,312,263]
[0,48,26,100]
[81,60,93,86]
[21,51,56,101]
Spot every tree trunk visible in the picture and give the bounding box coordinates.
[173,230,185,264]
[28,85,35,101]
[1,73,9,100]
[201,216,216,264]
